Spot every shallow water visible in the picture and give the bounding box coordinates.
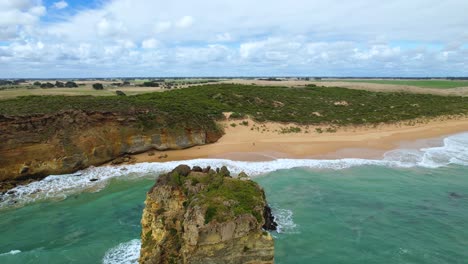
[0,178,153,264]
[0,133,467,263]
[259,166,468,264]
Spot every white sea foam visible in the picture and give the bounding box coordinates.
[102,239,141,264]
[0,250,21,256]
[272,208,298,234]
[1,133,467,209]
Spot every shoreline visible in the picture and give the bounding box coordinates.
[132,116,468,163]
[2,116,467,194]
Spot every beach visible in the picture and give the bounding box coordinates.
[133,115,468,162]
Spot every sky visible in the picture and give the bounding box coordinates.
[0,0,467,78]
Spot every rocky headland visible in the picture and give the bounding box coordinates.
[139,165,276,264]
[0,110,223,191]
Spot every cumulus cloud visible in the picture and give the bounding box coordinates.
[0,0,45,40]
[0,0,467,77]
[175,16,194,28]
[142,38,158,49]
[52,1,68,10]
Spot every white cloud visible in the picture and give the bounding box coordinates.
[52,1,68,10]
[1,0,468,77]
[142,38,158,49]
[216,33,232,42]
[175,16,194,28]
[154,21,171,33]
[0,0,45,40]
[96,17,127,37]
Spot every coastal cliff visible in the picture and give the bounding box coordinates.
[140,165,276,264]
[0,110,223,185]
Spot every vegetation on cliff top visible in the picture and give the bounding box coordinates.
[1,84,468,127]
[160,165,265,224]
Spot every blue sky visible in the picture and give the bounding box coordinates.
[0,0,467,78]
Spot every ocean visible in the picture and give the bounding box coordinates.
[0,133,467,264]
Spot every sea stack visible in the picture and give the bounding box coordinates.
[139,165,276,264]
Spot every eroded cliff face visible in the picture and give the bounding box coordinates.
[0,111,223,183]
[140,165,275,264]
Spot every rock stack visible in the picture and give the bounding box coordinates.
[139,165,276,264]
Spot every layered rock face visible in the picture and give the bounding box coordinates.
[0,111,223,183]
[140,165,276,264]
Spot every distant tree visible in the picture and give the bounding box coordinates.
[33,81,41,86]
[93,83,104,90]
[40,82,54,88]
[55,81,65,87]
[122,81,130,86]
[65,81,78,88]
[115,90,127,96]
[142,81,159,87]
[0,80,13,86]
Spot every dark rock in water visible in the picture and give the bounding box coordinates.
[171,164,191,176]
[7,190,16,195]
[89,178,98,182]
[449,192,463,198]
[192,166,203,172]
[263,204,278,231]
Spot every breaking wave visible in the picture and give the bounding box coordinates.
[0,250,21,257]
[102,239,141,264]
[1,133,467,209]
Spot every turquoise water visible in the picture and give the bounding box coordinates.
[1,164,467,263]
[0,178,154,264]
[259,166,468,264]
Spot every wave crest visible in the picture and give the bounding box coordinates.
[102,239,141,264]
[1,133,467,209]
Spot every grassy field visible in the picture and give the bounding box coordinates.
[323,79,468,89]
[1,84,467,127]
[0,80,222,99]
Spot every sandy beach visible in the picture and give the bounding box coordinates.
[133,115,468,162]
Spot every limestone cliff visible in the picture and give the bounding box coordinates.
[0,110,223,185]
[140,165,276,264]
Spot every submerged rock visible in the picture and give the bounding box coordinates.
[139,165,276,264]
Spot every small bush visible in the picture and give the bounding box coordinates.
[65,81,78,88]
[92,83,104,90]
[116,90,127,96]
[230,112,245,119]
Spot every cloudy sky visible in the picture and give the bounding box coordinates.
[1,0,467,78]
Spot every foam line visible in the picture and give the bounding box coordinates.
[102,239,141,264]
[1,133,467,209]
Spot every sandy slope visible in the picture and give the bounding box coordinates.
[133,116,468,162]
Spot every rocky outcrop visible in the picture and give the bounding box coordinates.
[140,165,276,264]
[0,111,223,184]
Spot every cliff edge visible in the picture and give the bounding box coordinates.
[0,110,223,189]
[140,165,276,264]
